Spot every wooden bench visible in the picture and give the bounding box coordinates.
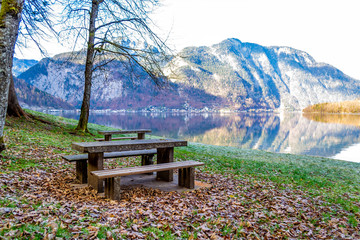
[96,129,151,141]
[62,149,157,184]
[91,160,204,200]
[94,136,137,141]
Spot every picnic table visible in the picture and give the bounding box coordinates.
[96,129,151,141]
[71,138,188,192]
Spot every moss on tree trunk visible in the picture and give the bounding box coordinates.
[0,0,21,26]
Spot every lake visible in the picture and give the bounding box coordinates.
[50,111,360,163]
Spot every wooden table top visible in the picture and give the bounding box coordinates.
[72,138,187,153]
[98,129,152,135]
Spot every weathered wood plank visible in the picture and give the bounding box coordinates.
[62,149,157,162]
[94,137,137,141]
[91,161,204,179]
[72,139,187,153]
[98,129,151,135]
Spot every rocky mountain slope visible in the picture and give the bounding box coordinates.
[13,76,74,110]
[12,58,38,77]
[18,53,227,110]
[166,38,360,110]
[15,39,360,111]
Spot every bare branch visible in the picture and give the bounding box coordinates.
[17,0,59,57]
[92,58,115,72]
[95,18,143,31]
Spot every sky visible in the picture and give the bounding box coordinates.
[16,0,360,80]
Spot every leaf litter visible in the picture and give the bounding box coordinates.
[1,151,359,239]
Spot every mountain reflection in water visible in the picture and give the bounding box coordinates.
[53,111,360,162]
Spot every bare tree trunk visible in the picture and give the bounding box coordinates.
[0,0,24,152]
[76,0,103,132]
[7,75,27,118]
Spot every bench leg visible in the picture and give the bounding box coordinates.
[178,167,195,189]
[156,147,174,182]
[88,153,104,193]
[178,169,185,187]
[105,177,121,201]
[141,154,154,175]
[76,160,87,184]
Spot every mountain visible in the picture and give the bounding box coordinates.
[18,53,229,110]
[17,39,360,111]
[13,76,74,110]
[12,57,38,77]
[165,38,360,110]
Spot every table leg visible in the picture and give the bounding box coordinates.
[156,147,174,181]
[138,132,147,167]
[137,132,145,139]
[104,134,112,141]
[141,154,154,175]
[88,152,104,192]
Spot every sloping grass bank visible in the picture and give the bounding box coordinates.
[0,110,359,239]
[176,144,360,213]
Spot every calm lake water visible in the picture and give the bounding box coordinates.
[50,111,360,163]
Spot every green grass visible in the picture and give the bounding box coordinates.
[175,143,360,213]
[141,226,175,239]
[1,156,41,171]
[2,110,360,216]
[0,221,72,240]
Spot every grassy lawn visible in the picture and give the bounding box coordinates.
[176,144,360,212]
[0,110,359,239]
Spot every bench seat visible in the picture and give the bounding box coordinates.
[62,149,157,184]
[62,149,157,162]
[91,160,204,200]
